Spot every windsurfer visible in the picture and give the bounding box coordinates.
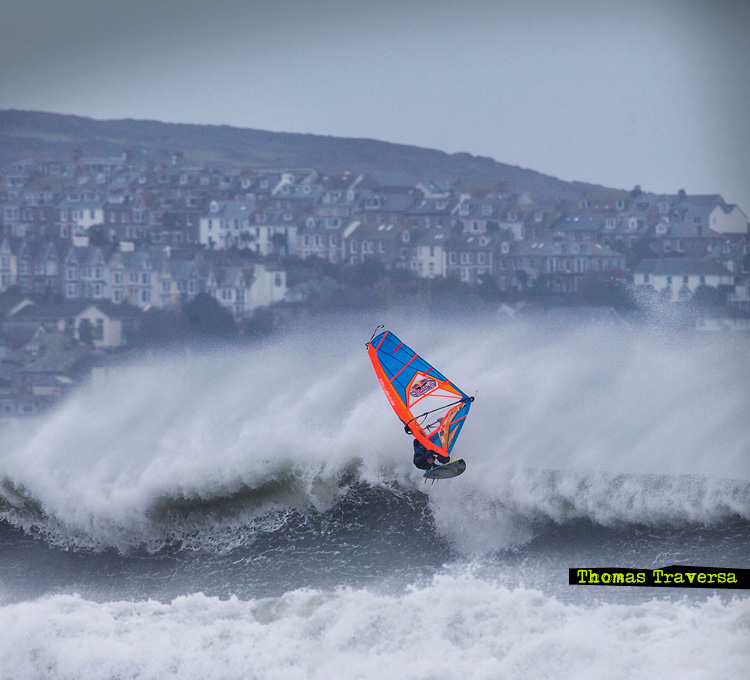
[412,437,449,471]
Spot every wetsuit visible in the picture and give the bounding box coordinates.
[412,438,450,470]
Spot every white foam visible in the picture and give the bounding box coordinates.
[0,574,748,680]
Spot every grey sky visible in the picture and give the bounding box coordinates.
[1,0,748,211]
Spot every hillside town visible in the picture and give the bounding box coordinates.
[1,151,749,416]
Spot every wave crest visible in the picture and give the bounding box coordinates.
[1,319,748,553]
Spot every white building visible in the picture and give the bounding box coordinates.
[211,264,287,319]
[74,304,131,348]
[248,264,287,310]
[60,200,106,234]
[414,233,448,279]
[708,204,748,235]
[633,258,734,302]
[199,201,297,256]
[199,200,256,250]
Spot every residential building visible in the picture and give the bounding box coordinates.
[633,258,734,302]
[62,245,109,301]
[503,241,626,293]
[415,232,448,279]
[74,302,142,348]
[297,218,343,264]
[247,263,287,310]
[444,235,495,284]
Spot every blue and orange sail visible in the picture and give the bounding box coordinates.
[366,328,474,458]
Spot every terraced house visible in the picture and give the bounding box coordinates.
[633,258,735,302]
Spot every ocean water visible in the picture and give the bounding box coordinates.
[1,315,749,680]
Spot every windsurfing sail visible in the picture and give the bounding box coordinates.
[366,328,474,458]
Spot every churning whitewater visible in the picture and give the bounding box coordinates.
[1,316,749,679]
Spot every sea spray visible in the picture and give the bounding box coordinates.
[0,317,747,552]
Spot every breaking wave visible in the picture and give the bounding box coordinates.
[1,316,748,552]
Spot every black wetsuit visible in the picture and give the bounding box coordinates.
[412,438,449,470]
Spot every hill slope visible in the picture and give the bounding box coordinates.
[0,110,618,203]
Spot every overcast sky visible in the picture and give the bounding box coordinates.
[1,0,748,210]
